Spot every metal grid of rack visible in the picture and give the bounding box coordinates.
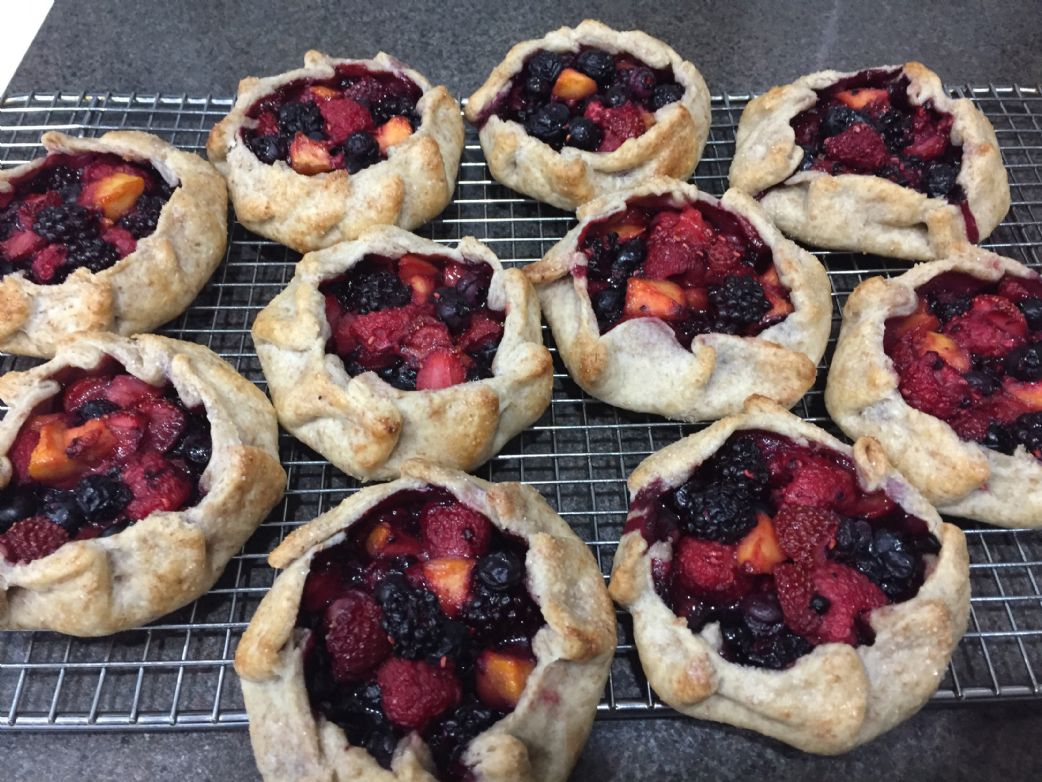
[0,85,1040,731]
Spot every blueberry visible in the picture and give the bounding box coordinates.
[627,67,657,100]
[564,117,602,151]
[821,105,865,138]
[371,95,417,126]
[526,51,564,84]
[1006,343,1042,381]
[74,474,132,522]
[602,86,628,108]
[0,491,36,534]
[524,102,570,147]
[881,548,915,580]
[651,83,685,111]
[923,162,959,198]
[377,361,418,391]
[434,287,472,331]
[877,110,912,151]
[983,422,1016,454]
[178,428,212,468]
[41,489,85,533]
[810,594,831,614]
[454,271,489,307]
[576,49,615,86]
[476,550,523,590]
[100,522,130,538]
[593,286,625,325]
[343,131,380,174]
[75,398,119,423]
[245,133,286,164]
[964,370,1000,396]
[740,592,783,630]
[610,237,646,281]
[1017,298,1042,331]
[524,74,551,99]
[277,101,325,139]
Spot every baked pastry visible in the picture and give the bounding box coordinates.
[236,458,615,782]
[207,51,464,252]
[464,19,711,211]
[523,177,831,420]
[0,130,227,357]
[729,63,1009,260]
[253,226,552,481]
[826,245,1042,527]
[609,396,969,754]
[0,333,285,636]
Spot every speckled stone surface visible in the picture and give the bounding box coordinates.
[5,1,1042,780]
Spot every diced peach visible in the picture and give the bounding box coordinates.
[62,418,118,463]
[398,254,439,303]
[289,133,334,175]
[684,287,709,311]
[552,68,597,100]
[834,88,889,110]
[80,173,146,220]
[758,267,795,320]
[1006,379,1042,410]
[641,109,655,129]
[306,85,339,101]
[365,521,423,559]
[890,301,940,341]
[737,513,787,574]
[918,331,971,372]
[421,557,475,617]
[27,418,117,482]
[375,116,413,153]
[475,650,536,710]
[623,278,686,321]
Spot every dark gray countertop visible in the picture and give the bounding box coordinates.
[6,1,1042,780]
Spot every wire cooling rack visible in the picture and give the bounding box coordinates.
[0,85,1041,731]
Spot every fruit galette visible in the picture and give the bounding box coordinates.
[0,130,227,357]
[524,178,831,420]
[729,62,1009,260]
[252,226,552,481]
[236,459,614,781]
[0,333,284,636]
[827,246,1042,527]
[609,396,969,753]
[208,50,464,252]
[464,19,711,211]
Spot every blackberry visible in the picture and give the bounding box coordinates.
[708,275,770,333]
[73,474,131,523]
[371,95,418,127]
[524,74,551,99]
[0,490,36,534]
[525,51,564,84]
[376,360,418,391]
[524,103,570,148]
[876,110,913,151]
[718,594,812,669]
[565,117,602,151]
[651,83,685,111]
[1010,412,1042,457]
[245,133,286,164]
[337,269,410,314]
[426,704,503,779]
[312,675,398,770]
[29,164,81,197]
[583,232,619,279]
[461,580,541,645]
[33,204,95,242]
[592,287,625,327]
[610,237,646,282]
[576,49,615,86]
[1005,343,1042,381]
[475,550,523,591]
[672,482,756,543]
[627,67,656,100]
[118,195,166,239]
[1017,297,1042,331]
[710,436,769,497]
[434,287,473,331]
[67,236,120,273]
[343,131,381,174]
[0,207,18,242]
[41,489,85,534]
[927,294,971,323]
[277,101,325,139]
[922,162,959,198]
[466,342,498,381]
[375,574,468,661]
[820,105,864,138]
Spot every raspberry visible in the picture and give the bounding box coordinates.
[415,349,468,391]
[944,295,1027,357]
[134,397,187,453]
[318,97,374,144]
[420,501,493,559]
[775,452,857,510]
[822,122,888,171]
[643,208,712,280]
[0,517,69,563]
[101,225,137,257]
[903,107,953,161]
[773,562,817,637]
[30,244,69,284]
[773,504,840,565]
[377,658,461,731]
[808,562,888,644]
[122,451,193,520]
[705,234,749,283]
[584,100,647,152]
[400,319,453,364]
[2,229,46,261]
[459,312,504,353]
[674,537,743,593]
[323,591,392,683]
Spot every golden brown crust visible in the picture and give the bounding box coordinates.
[464,20,711,211]
[207,51,463,253]
[825,245,1042,527]
[0,131,227,357]
[236,460,614,782]
[252,226,553,482]
[608,396,970,754]
[523,178,832,420]
[729,62,1010,260]
[0,333,285,636]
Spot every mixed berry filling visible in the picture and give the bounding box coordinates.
[298,488,543,778]
[579,197,793,347]
[0,365,211,564]
[885,271,1042,457]
[479,48,685,153]
[789,69,974,236]
[0,153,176,284]
[322,254,505,392]
[241,65,423,175]
[627,430,940,669]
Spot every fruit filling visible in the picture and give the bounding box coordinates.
[626,430,940,669]
[885,271,1042,457]
[578,197,793,346]
[478,48,686,153]
[0,152,176,284]
[322,253,506,391]
[789,69,973,235]
[0,365,211,564]
[241,65,423,175]
[298,488,544,778]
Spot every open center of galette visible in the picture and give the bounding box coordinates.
[322,253,506,392]
[626,430,940,669]
[241,65,423,175]
[789,68,975,237]
[0,152,177,284]
[885,270,1042,458]
[0,363,211,564]
[578,197,792,346]
[298,488,543,779]
[478,48,685,152]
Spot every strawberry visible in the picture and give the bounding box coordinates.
[897,355,972,420]
[810,562,888,644]
[442,260,475,288]
[254,110,279,136]
[323,591,391,683]
[1,229,46,261]
[134,397,187,453]
[9,419,45,483]
[318,97,374,144]
[420,501,492,559]
[459,312,504,352]
[944,295,1027,357]
[822,123,888,172]
[0,517,69,563]
[674,537,744,593]
[101,225,137,256]
[122,451,193,520]
[997,275,1042,303]
[775,452,858,510]
[774,562,817,637]
[903,107,952,161]
[107,375,161,408]
[30,244,68,283]
[350,306,418,367]
[400,319,453,364]
[63,376,110,411]
[773,504,840,566]
[323,293,344,334]
[16,191,61,225]
[104,410,148,460]
[416,349,467,391]
[377,658,461,730]
[584,100,649,152]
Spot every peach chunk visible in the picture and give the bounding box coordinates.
[623,278,686,321]
[834,88,889,110]
[552,68,597,101]
[736,513,787,574]
[475,649,536,710]
[398,254,440,303]
[890,301,940,341]
[375,116,413,153]
[918,331,971,372]
[1006,379,1042,410]
[28,419,118,482]
[421,557,475,617]
[365,521,423,559]
[289,133,334,175]
[81,173,146,220]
